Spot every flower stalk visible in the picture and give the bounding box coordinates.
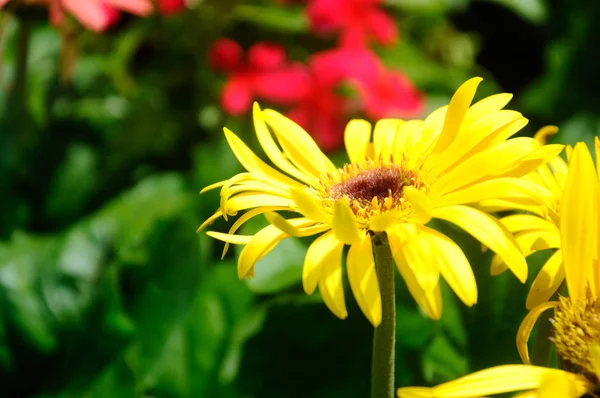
[370,232,395,398]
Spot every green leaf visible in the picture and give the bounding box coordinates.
[147,262,256,397]
[94,173,192,264]
[45,144,98,222]
[554,114,600,149]
[380,41,475,93]
[0,233,59,353]
[422,334,468,384]
[385,0,469,13]
[440,283,467,348]
[219,305,267,384]
[396,305,434,349]
[125,218,202,382]
[480,0,548,24]
[233,5,308,33]
[243,237,306,294]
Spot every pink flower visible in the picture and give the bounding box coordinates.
[208,38,311,115]
[306,0,397,48]
[0,0,186,32]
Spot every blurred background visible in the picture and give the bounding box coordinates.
[0,0,599,397]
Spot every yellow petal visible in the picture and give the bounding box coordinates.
[436,178,550,208]
[516,301,559,364]
[515,230,560,255]
[344,119,372,163]
[396,387,434,398]
[347,234,382,327]
[332,199,362,244]
[560,142,598,302]
[220,179,289,206]
[465,93,513,123]
[478,197,548,219]
[415,106,448,160]
[526,250,565,310]
[393,120,424,162]
[533,125,558,145]
[499,144,565,179]
[252,103,317,186]
[224,193,293,215]
[237,225,288,279]
[262,109,337,175]
[392,226,439,291]
[538,371,586,398]
[595,136,600,180]
[466,117,529,160]
[373,118,402,160]
[422,226,477,306]
[369,211,402,232]
[423,365,589,397]
[431,77,483,154]
[200,179,227,193]
[197,210,223,232]
[500,214,557,234]
[534,163,562,199]
[490,254,509,276]
[433,205,528,282]
[223,128,302,188]
[221,206,289,257]
[438,137,541,194]
[303,231,343,295]
[264,213,330,238]
[318,243,347,320]
[427,110,523,175]
[404,186,432,224]
[290,187,329,223]
[206,231,253,245]
[388,227,442,319]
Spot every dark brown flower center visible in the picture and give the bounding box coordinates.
[329,166,413,204]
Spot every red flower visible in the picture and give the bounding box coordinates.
[280,48,376,151]
[286,85,345,152]
[209,42,423,152]
[355,69,424,119]
[158,0,186,15]
[306,0,397,48]
[307,47,424,122]
[208,39,311,115]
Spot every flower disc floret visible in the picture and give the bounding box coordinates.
[553,294,600,374]
[315,157,428,227]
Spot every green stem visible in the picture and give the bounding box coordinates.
[371,232,396,398]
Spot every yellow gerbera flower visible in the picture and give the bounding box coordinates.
[199,77,563,327]
[396,141,600,398]
[481,127,570,309]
